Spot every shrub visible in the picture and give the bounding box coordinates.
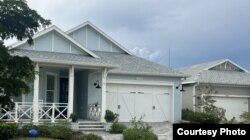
[70,113,78,122]
[182,109,221,124]
[240,112,250,123]
[78,133,103,140]
[104,110,118,122]
[131,116,152,132]
[18,124,37,137]
[110,122,127,134]
[221,117,237,124]
[36,125,51,137]
[49,125,73,140]
[123,128,158,140]
[0,122,18,139]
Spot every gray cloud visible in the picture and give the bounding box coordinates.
[13,0,249,70]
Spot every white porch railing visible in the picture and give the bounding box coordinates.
[39,103,68,122]
[0,102,68,123]
[88,104,101,120]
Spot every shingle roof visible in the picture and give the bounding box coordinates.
[93,51,186,77]
[178,59,250,86]
[12,49,187,77]
[11,49,116,67]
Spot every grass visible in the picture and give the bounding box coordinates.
[12,138,56,140]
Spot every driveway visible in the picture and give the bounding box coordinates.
[82,122,172,140]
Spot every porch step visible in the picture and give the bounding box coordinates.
[78,121,105,131]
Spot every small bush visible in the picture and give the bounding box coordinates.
[182,109,220,124]
[0,122,18,139]
[18,124,37,137]
[131,116,152,132]
[104,110,118,122]
[49,125,73,140]
[79,133,103,140]
[123,129,158,140]
[110,122,127,134]
[36,125,51,137]
[240,112,250,123]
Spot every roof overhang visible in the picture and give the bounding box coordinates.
[31,58,118,69]
[109,71,189,78]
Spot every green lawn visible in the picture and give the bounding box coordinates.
[12,138,56,140]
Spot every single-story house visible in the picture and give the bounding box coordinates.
[179,59,250,120]
[0,21,187,123]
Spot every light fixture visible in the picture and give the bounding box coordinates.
[176,84,185,92]
[94,80,101,89]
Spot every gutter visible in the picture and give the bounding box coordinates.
[31,58,118,68]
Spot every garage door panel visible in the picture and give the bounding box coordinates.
[135,94,153,122]
[118,93,135,122]
[214,97,248,120]
[153,94,170,122]
[106,92,118,114]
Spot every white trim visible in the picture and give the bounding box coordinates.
[86,26,88,47]
[10,26,99,58]
[110,71,188,78]
[203,94,250,98]
[182,81,196,85]
[52,31,54,52]
[66,21,133,55]
[205,59,249,73]
[171,84,175,123]
[31,58,118,68]
[33,63,39,123]
[70,43,72,53]
[101,68,108,122]
[67,66,74,118]
[107,79,174,86]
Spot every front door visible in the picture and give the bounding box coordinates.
[60,78,69,103]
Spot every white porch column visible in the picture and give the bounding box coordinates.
[33,63,39,123]
[101,68,108,122]
[67,66,74,118]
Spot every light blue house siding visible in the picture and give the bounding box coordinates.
[69,25,125,53]
[18,31,88,55]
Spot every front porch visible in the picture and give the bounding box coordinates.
[0,63,108,123]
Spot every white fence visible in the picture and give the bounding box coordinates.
[0,102,68,123]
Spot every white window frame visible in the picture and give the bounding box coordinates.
[45,72,57,103]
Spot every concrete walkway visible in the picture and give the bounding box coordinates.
[82,122,172,140]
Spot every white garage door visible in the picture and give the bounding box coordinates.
[106,84,172,122]
[213,97,248,120]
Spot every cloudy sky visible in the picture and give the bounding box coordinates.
[11,0,250,69]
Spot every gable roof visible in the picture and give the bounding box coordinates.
[10,25,99,58]
[66,21,133,55]
[179,59,250,86]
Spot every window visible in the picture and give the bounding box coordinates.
[46,74,56,103]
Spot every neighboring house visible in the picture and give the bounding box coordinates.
[0,21,187,123]
[179,59,250,120]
